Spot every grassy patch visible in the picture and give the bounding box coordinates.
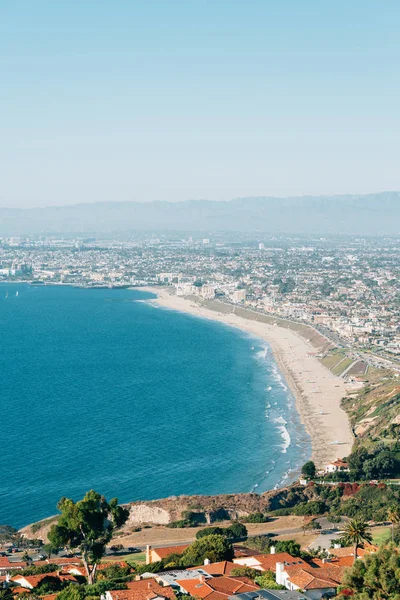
[371,526,391,546]
[117,552,146,564]
[332,358,353,376]
[321,351,345,371]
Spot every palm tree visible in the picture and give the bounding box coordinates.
[338,518,373,563]
[387,506,400,542]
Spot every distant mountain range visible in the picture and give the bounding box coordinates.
[1,192,399,236]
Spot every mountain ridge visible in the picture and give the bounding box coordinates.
[1,191,399,235]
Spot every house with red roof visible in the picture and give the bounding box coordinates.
[276,559,345,599]
[146,545,189,565]
[233,551,306,573]
[176,575,259,600]
[325,458,350,473]
[105,579,176,600]
[11,571,78,590]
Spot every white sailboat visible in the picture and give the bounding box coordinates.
[15,291,19,297]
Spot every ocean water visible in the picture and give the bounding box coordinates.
[0,284,310,528]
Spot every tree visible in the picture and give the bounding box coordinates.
[180,534,234,567]
[196,526,225,539]
[255,572,286,591]
[48,490,129,584]
[225,522,248,540]
[337,519,373,563]
[230,567,259,581]
[245,513,268,523]
[21,551,32,566]
[278,278,295,295]
[57,585,86,600]
[109,544,124,554]
[387,506,400,543]
[96,563,131,580]
[301,461,316,479]
[43,542,59,561]
[274,540,301,557]
[0,525,18,544]
[302,520,321,535]
[35,576,63,595]
[341,545,400,599]
[245,535,272,553]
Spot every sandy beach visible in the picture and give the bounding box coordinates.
[143,287,354,468]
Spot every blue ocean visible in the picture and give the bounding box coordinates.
[0,285,310,528]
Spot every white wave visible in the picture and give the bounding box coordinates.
[276,422,291,454]
[270,364,288,391]
[274,467,293,489]
[255,345,268,361]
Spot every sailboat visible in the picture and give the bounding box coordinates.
[5,291,8,299]
[15,291,19,297]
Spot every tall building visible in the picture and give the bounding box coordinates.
[200,285,215,299]
[232,289,246,303]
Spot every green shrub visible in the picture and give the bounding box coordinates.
[244,512,268,523]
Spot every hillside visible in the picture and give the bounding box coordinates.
[342,368,400,448]
[1,192,400,235]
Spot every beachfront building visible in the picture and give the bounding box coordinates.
[176,283,197,296]
[231,289,246,303]
[325,459,350,473]
[200,285,215,299]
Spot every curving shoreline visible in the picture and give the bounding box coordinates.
[143,287,354,468]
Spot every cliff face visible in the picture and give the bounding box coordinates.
[124,488,299,527]
[21,486,320,540]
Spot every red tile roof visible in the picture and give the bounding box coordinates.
[190,561,237,576]
[176,576,259,599]
[107,580,176,600]
[247,552,306,572]
[151,545,189,560]
[284,563,346,591]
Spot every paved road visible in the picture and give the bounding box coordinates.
[121,527,306,552]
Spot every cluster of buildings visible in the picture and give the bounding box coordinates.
[0,233,399,359]
[0,539,378,600]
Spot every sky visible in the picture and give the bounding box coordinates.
[1,1,400,208]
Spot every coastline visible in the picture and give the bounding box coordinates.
[142,287,354,468]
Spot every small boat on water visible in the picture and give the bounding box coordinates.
[15,291,19,297]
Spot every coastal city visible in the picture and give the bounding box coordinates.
[1,233,399,364]
[2,233,399,600]
[3,0,400,598]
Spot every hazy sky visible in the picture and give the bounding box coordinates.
[1,1,400,208]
